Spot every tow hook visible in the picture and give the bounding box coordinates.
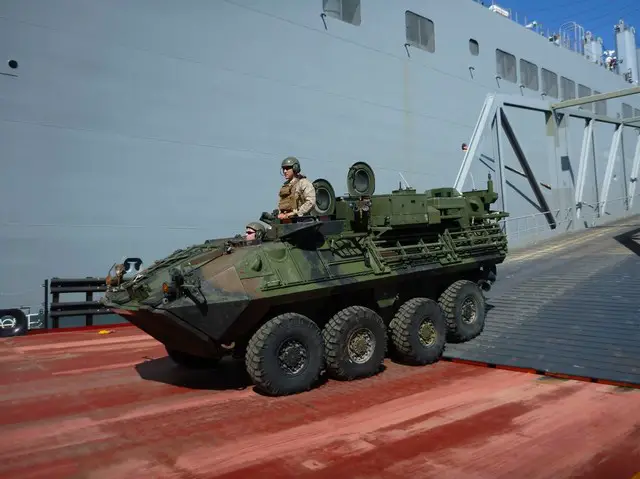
[478,279,492,292]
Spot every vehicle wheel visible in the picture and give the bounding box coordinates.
[0,309,28,338]
[322,305,387,381]
[245,312,324,396]
[389,297,446,365]
[438,279,486,343]
[166,347,220,369]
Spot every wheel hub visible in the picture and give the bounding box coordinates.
[461,297,478,324]
[419,320,437,346]
[277,339,307,375]
[347,328,376,364]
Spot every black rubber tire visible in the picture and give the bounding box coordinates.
[245,312,324,396]
[322,305,387,381]
[438,279,486,343]
[389,297,446,365]
[166,347,220,369]
[0,309,28,338]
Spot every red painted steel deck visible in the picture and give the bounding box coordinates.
[1,327,639,479]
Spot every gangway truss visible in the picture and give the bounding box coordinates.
[448,86,640,388]
[454,85,640,249]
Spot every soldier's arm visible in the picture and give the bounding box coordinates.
[294,180,317,216]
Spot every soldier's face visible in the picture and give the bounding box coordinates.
[282,166,294,180]
[245,228,256,241]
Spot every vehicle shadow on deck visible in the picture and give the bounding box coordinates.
[614,227,640,257]
[135,356,253,391]
[134,355,331,396]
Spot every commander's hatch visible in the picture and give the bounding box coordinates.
[278,220,324,240]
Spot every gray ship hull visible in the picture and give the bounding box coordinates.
[1,0,640,312]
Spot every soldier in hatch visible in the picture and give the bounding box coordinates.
[244,221,268,242]
[277,156,316,220]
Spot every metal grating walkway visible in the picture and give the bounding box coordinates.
[444,217,640,386]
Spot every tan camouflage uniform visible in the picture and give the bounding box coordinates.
[278,175,316,217]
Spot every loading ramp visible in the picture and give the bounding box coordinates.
[444,172,640,388]
[444,86,640,387]
[443,216,640,387]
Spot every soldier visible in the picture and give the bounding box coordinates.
[244,221,268,241]
[277,156,316,220]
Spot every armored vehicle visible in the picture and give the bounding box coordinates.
[101,161,509,396]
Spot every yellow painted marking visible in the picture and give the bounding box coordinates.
[506,227,615,263]
[558,246,632,258]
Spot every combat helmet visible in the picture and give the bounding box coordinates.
[245,220,270,240]
[281,156,301,174]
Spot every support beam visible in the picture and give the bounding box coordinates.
[622,115,640,126]
[629,135,640,210]
[454,94,497,192]
[544,109,564,219]
[499,108,557,229]
[495,112,508,235]
[502,94,624,126]
[600,125,623,216]
[550,85,640,110]
[575,118,594,219]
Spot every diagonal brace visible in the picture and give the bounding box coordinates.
[600,125,623,216]
[628,134,640,210]
[575,118,594,218]
[499,108,557,229]
[454,94,498,191]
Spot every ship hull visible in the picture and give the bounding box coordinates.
[1,0,639,311]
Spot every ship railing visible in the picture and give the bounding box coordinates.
[477,0,614,71]
[0,277,131,334]
[478,1,560,41]
[502,194,640,248]
[44,277,125,330]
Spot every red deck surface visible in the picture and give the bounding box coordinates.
[1,326,639,479]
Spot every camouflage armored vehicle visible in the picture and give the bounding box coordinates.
[101,161,509,396]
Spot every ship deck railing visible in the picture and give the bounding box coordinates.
[476,0,626,76]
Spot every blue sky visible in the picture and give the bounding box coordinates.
[490,0,640,53]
